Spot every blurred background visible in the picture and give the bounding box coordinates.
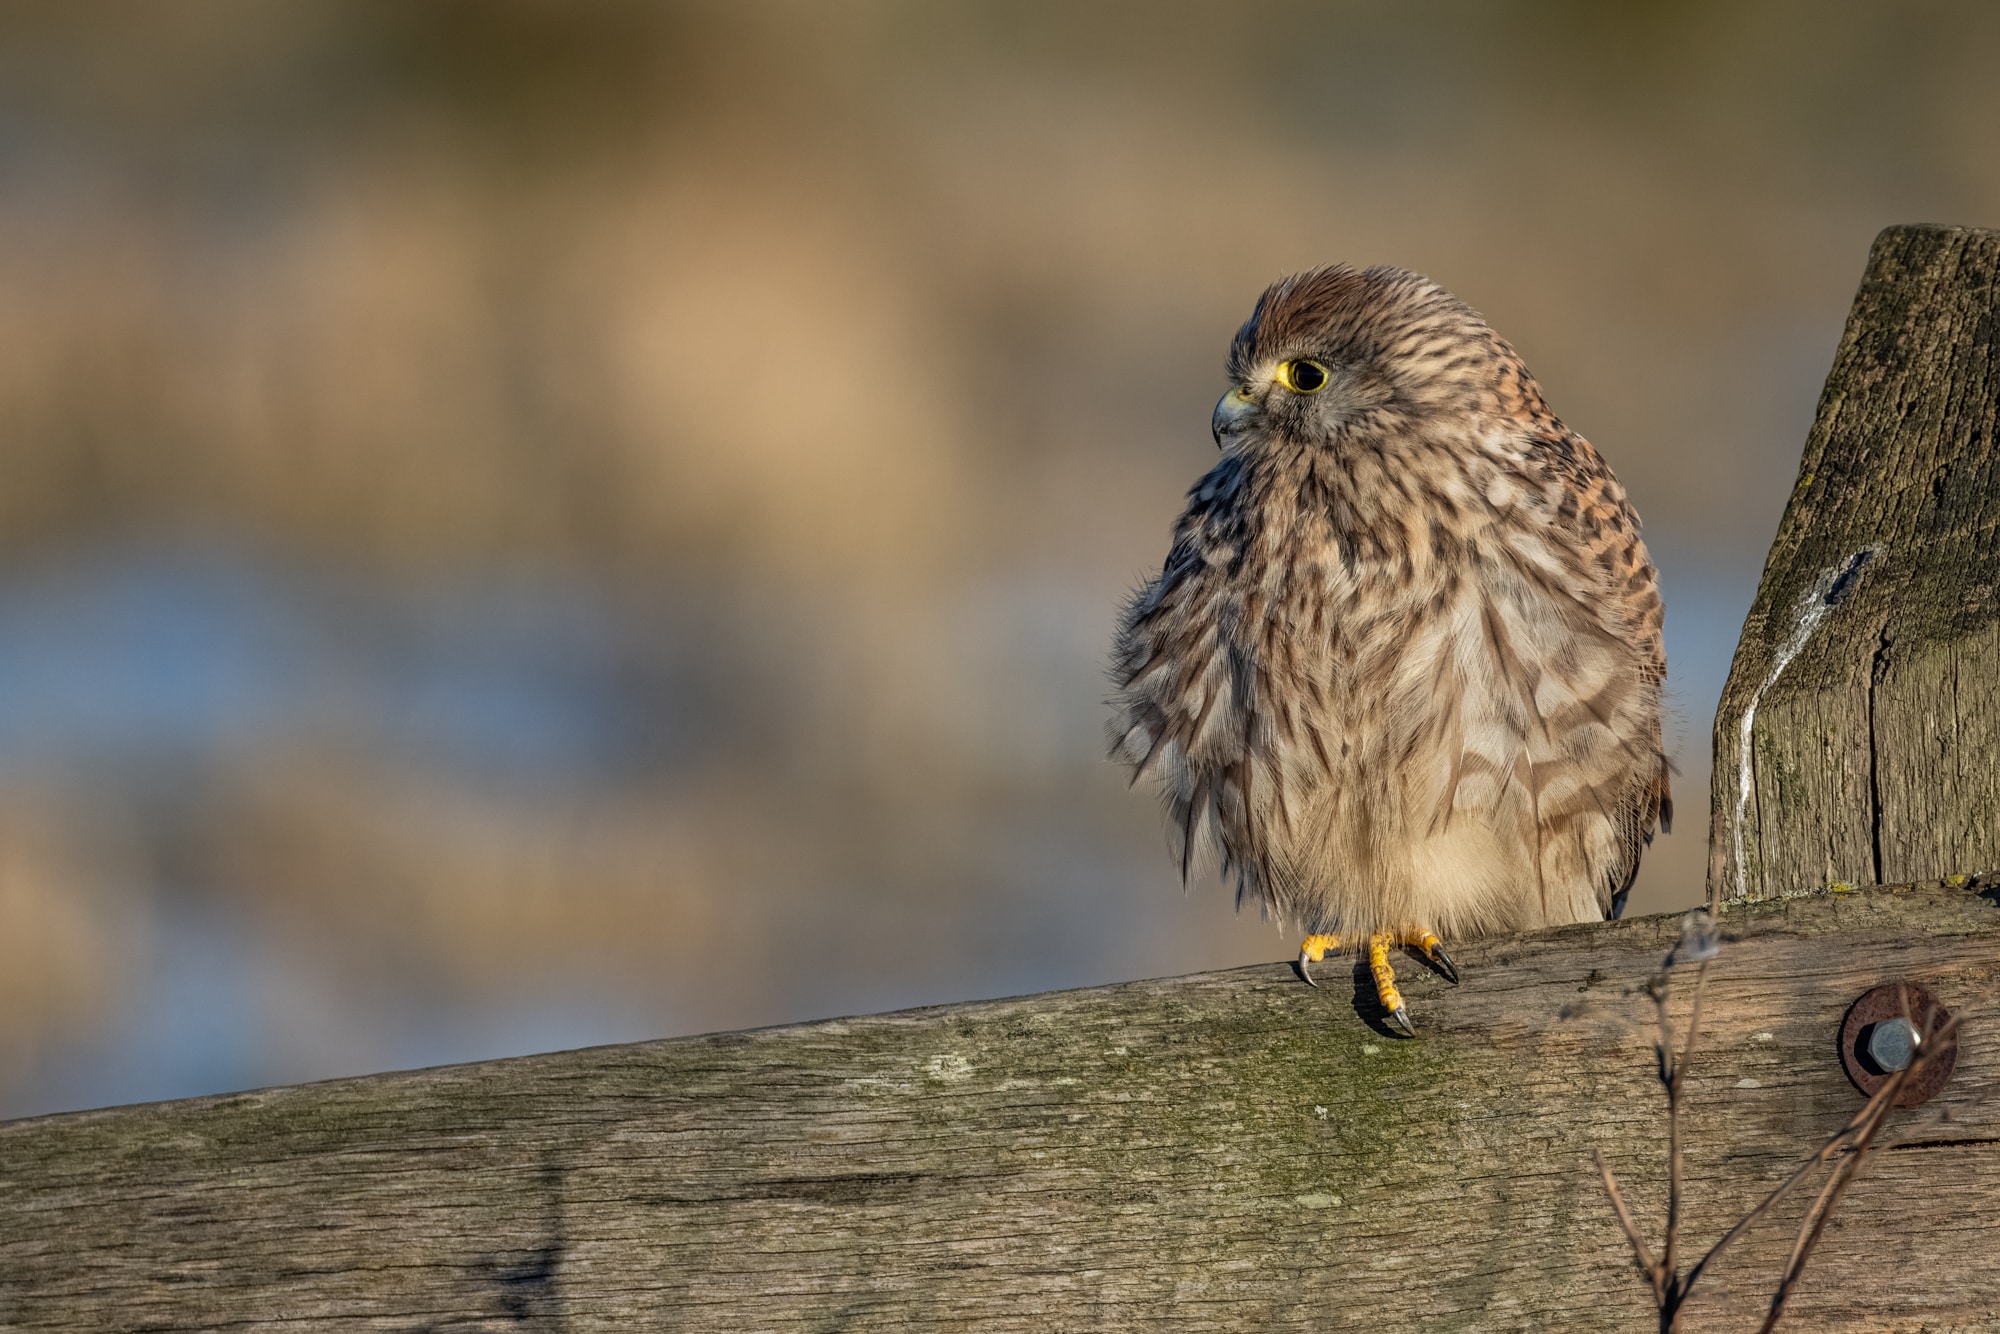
[2,0,1996,1119]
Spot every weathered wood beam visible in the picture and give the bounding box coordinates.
[3,880,1998,1332]
[1710,223,2000,904]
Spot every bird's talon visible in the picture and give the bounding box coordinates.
[1398,927,1459,986]
[1388,1006,1416,1038]
[1430,942,1460,986]
[1295,933,1340,989]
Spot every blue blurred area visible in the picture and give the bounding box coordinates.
[0,541,1758,1119]
[0,544,675,1116]
[0,545,624,774]
[22,893,658,1117]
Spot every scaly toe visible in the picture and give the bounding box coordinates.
[1367,930,1415,1036]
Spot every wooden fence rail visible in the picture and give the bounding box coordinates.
[2,880,1998,1332]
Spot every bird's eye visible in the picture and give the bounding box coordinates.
[1276,359,1329,394]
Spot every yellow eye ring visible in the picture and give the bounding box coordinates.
[1275,359,1329,394]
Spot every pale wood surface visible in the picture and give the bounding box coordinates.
[3,879,1997,1332]
[1709,223,2000,903]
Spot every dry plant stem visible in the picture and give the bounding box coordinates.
[1756,1087,1900,1334]
[1593,1149,1662,1306]
[1678,1066,1904,1299]
[1591,948,1989,1330]
[1663,960,1709,1284]
[1597,957,1712,1329]
[1780,1018,1920,1277]
[1596,919,1994,1331]
[1780,1115,1879,1276]
[1757,995,1979,1332]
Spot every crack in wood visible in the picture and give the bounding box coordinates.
[1868,622,1894,886]
[1730,546,1879,898]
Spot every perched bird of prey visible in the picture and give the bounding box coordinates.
[1111,265,1669,1034]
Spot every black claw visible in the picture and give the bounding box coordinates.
[1387,1005,1416,1038]
[1295,949,1319,988]
[1430,942,1460,986]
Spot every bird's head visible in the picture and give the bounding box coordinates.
[1211,264,1515,451]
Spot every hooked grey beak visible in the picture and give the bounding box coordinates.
[1212,384,1259,447]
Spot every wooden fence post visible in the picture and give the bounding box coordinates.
[1709,224,2000,905]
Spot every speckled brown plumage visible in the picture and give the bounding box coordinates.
[1112,265,1669,1008]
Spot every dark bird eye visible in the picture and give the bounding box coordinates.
[1278,359,1328,394]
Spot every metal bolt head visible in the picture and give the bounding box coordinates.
[1866,1016,1922,1072]
[1839,981,1957,1106]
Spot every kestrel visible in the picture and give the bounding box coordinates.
[1111,265,1669,1034]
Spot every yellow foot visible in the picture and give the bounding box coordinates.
[1368,931,1415,1036]
[1295,933,1342,988]
[1397,927,1459,986]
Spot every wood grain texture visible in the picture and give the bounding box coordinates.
[3,880,1998,1332]
[1709,223,2000,903]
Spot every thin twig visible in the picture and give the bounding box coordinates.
[1757,988,1983,1332]
[1778,1118,1874,1277]
[1678,1072,1894,1297]
[1602,919,1716,1331]
[1593,1148,1664,1303]
[1663,959,1710,1285]
[1778,1012,1920,1280]
[1781,1072,1902,1278]
[1594,909,1987,1330]
[1756,1071,1904,1332]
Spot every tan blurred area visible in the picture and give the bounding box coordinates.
[2,0,1997,1117]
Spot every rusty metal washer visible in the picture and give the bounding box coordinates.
[1838,981,1957,1107]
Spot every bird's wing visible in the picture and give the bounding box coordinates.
[1108,455,1257,890]
[1507,424,1671,920]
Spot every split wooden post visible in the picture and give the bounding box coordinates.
[1709,224,2000,905]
